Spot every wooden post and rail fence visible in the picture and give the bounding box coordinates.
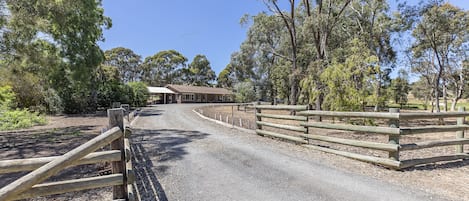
[0,108,136,201]
[253,104,469,169]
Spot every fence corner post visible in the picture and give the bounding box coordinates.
[456,106,465,153]
[107,108,126,200]
[388,108,400,162]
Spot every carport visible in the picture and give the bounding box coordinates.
[147,87,176,104]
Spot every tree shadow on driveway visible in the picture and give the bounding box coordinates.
[131,128,209,201]
[138,109,165,117]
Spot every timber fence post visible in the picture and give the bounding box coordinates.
[388,108,400,162]
[304,104,311,135]
[456,106,465,153]
[256,105,262,131]
[107,108,126,199]
[124,126,136,201]
[232,105,234,128]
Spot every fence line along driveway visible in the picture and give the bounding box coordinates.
[131,104,446,201]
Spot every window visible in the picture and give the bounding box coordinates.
[183,94,195,101]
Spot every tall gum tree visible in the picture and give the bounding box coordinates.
[142,50,188,86]
[410,2,468,112]
[348,0,396,111]
[104,47,142,83]
[186,54,216,86]
[301,0,352,110]
[263,0,300,105]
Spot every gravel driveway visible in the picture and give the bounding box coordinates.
[131,104,446,201]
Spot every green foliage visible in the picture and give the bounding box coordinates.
[0,85,47,130]
[234,81,257,103]
[43,88,64,114]
[0,85,15,110]
[217,65,233,88]
[104,47,142,83]
[97,82,131,109]
[0,109,47,131]
[1,0,111,114]
[185,54,216,86]
[142,50,188,86]
[408,2,469,112]
[321,39,379,111]
[128,82,149,107]
[389,70,411,108]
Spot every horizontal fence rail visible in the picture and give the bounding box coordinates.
[0,150,121,174]
[15,174,124,200]
[0,108,137,201]
[0,127,123,200]
[254,105,469,170]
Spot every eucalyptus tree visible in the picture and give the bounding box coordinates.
[1,0,111,113]
[411,77,432,110]
[299,0,352,109]
[104,47,142,83]
[241,12,286,103]
[262,0,301,105]
[228,43,257,83]
[446,50,468,111]
[142,50,188,86]
[347,0,396,111]
[389,69,410,108]
[321,39,379,111]
[186,54,216,86]
[409,2,469,112]
[217,65,234,88]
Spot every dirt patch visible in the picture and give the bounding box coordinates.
[0,114,112,201]
[200,105,469,201]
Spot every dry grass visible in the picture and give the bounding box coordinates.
[200,105,469,201]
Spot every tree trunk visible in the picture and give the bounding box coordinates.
[374,74,382,112]
[443,81,448,112]
[290,73,298,105]
[423,94,428,110]
[451,98,458,111]
[434,82,440,112]
[431,98,434,113]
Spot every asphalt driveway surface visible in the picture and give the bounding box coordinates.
[131,104,444,201]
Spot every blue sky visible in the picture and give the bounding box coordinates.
[99,0,265,75]
[99,0,468,77]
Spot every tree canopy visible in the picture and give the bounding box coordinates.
[225,0,468,112]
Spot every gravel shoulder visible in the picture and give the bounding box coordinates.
[132,104,451,201]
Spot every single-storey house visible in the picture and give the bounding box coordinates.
[147,85,234,104]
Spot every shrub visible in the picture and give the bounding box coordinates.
[0,85,47,130]
[0,109,47,131]
[128,82,149,107]
[234,81,256,103]
[43,88,64,114]
[0,85,15,110]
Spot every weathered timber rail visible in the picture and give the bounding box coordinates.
[253,105,469,169]
[0,108,136,200]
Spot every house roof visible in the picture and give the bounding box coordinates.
[166,84,233,95]
[147,87,176,94]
